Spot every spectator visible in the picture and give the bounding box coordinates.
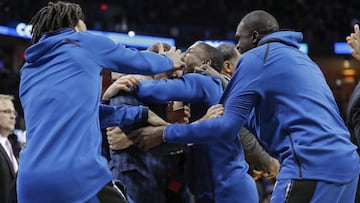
[0,94,18,203]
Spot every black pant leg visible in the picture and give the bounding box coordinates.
[286,180,317,203]
[96,182,128,203]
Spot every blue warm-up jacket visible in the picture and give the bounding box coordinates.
[165,31,359,186]
[135,73,257,203]
[18,28,173,203]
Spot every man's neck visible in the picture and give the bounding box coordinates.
[220,71,231,78]
[0,129,10,138]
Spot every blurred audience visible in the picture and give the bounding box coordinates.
[0,94,18,203]
[1,0,358,54]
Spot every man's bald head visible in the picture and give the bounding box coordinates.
[235,10,279,54]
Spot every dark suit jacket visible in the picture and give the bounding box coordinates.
[347,82,360,155]
[0,144,16,203]
[346,82,360,203]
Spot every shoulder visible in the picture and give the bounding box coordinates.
[183,73,222,86]
[76,31,119,48]
[236,51,264,74]
[183,72,216,80]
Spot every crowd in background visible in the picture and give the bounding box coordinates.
[0,0,359,54]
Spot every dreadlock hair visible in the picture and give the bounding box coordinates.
[30,1,85,44]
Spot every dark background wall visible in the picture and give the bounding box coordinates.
[0,0,359,55]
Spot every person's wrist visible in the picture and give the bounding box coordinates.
[162,126,167,142]
[102,92,111,101]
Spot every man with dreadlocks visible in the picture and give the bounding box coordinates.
[17,1,183,203]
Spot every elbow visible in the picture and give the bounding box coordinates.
[212,118,239,142]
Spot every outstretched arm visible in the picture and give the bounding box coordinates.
[99,104,167,129]
[85,33,185,75]
[127,104,224,151]
[240,128,280,179]
[134,73,223,104]
[127,92,258,151]
[128,54,262,148]
[102,75,141,102]
[346,24,360,61]
[163,54,263,143]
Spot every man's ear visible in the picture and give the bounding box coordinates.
[74,20,87,32]
[203,59,212,65]
[251,31,260,44]
[222,61,232,74]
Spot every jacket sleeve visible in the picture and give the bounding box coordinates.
[164,93,258,143]
[99,104,148,129]
[83,32,173,75]
[163,54,263,144]
[239,128,273,171]
[135,74,222,103]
